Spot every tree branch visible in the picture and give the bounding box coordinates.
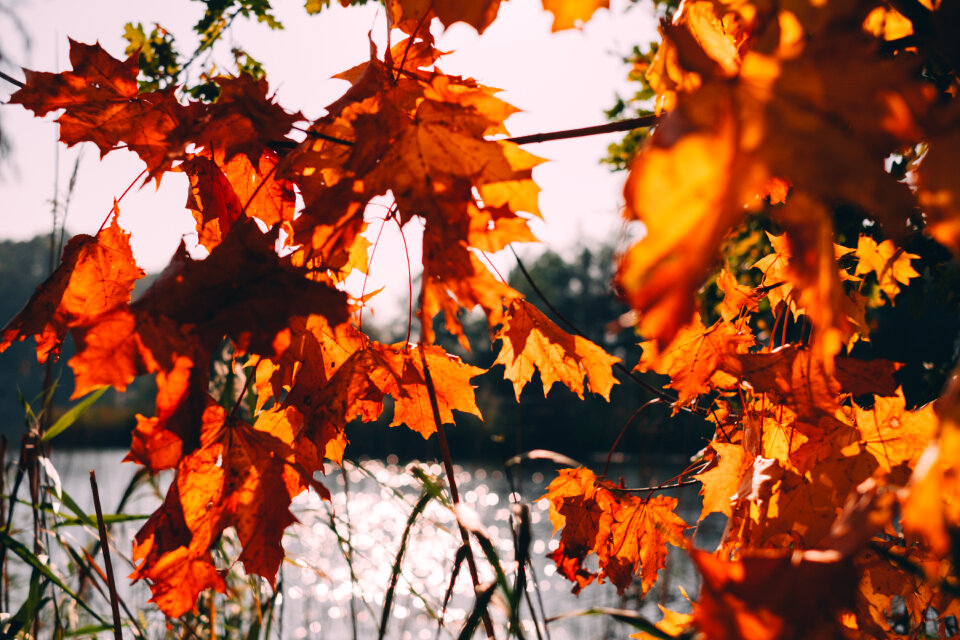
[504,115,658,145]
[0,69,24,88]
[293,115,659,148]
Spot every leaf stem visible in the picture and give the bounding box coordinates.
[603,398,660,477]
[417,345,497,640]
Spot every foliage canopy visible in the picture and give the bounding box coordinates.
[2,0,960,637]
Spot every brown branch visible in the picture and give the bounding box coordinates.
[504,114,658,145]
[295,115,658,149]
[0,70,24,88]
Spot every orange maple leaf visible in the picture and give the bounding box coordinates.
[132,401,327,616]
[716,268,760,322]
[727,346,899,428]
[493,298,620,401]
[180,150,296,251]
[280,40,540,346]
[10,41,300,182]
[853,235,920,301]
[691,549,857,640]
[542,468,687,595]
[9,40,189,178]
[541,0,609,30]
[0,206,144,363]
[695,441,752,519]
[636,313,753,408]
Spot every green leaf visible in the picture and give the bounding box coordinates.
[42,386,108,442]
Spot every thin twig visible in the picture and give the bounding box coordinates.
[618,477,701,492]
[0,69,24,88]
[603,399,660,477]
[504,115,658,145]
[90,471,123,640]
[295,115,658,149]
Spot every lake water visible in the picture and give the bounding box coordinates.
[5,449,721,639]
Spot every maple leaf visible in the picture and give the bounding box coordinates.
[67,308,171,399]
[180,155,245,251]
[541,0,609,30]
[131,482,226,617]
[691,549,857,640]
[621,4,930,352]
[601,493,688,594]
[695,441,752,519]
[716,268,760,322]
[542,468,688,595]
[279,43,541,346]
[9,41,300,182]
[180,150,296,251]
[9,40,190,178]
[743,398,810,470]
[751,232,798,315]
[849,390,937,475]
[177,74,301,166]
[0,206,144,363]
[726,346,899,428]
[853,235,920,301]
[636,313,753,407]
[132,401,326,616]
[493,298,620,401]
[384,343,485,438]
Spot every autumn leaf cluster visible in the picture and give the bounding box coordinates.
[2,0,960,637]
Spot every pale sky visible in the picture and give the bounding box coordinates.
[0,0,656,324]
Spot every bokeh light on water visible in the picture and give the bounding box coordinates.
[45,450,717,638]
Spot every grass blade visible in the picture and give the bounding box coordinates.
[42,386,108,442]
[0,529,108,625]
[378,489,432,640]
[545,607,672,637]
[456,581,497,640]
